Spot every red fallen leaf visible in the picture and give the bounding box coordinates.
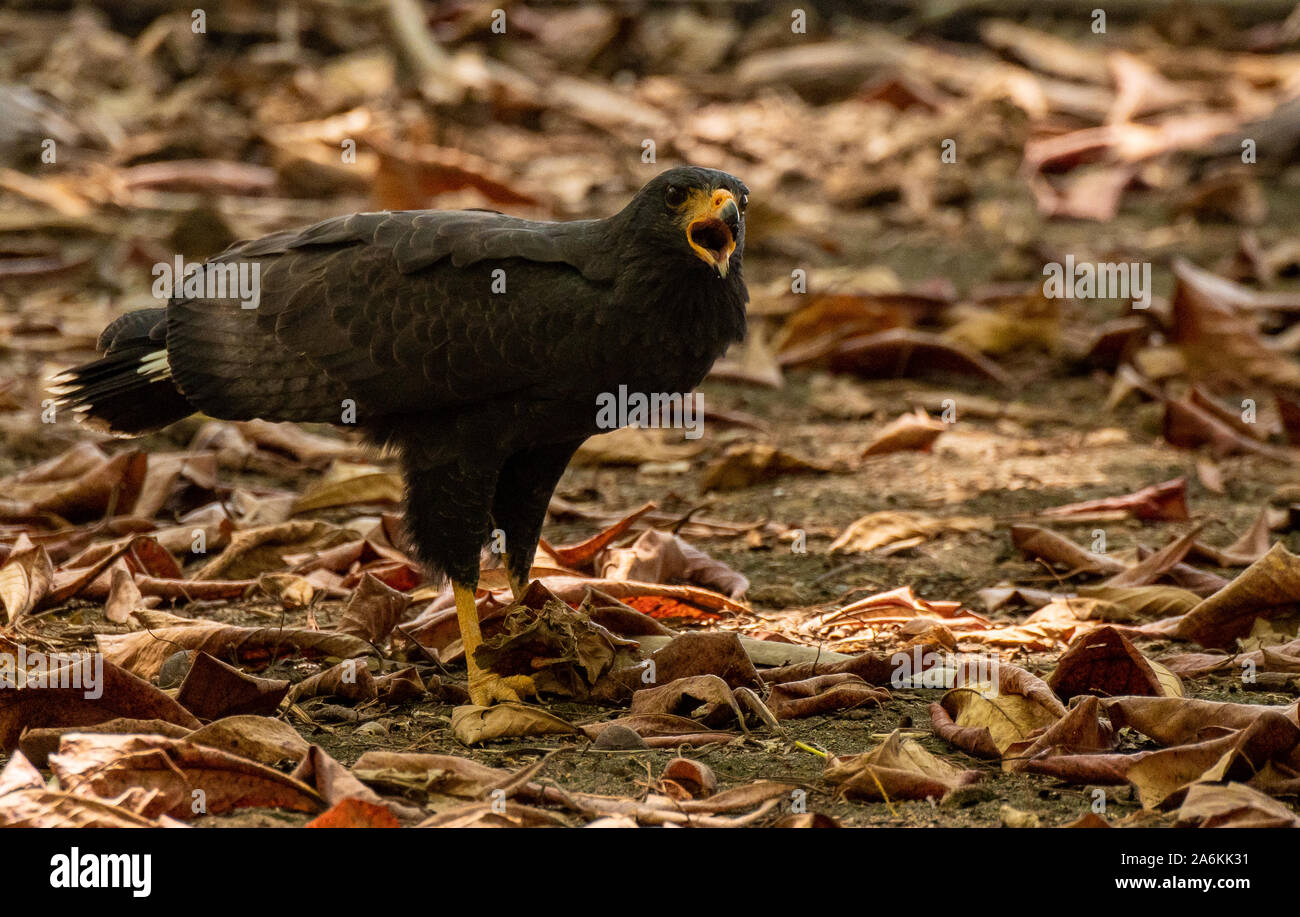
[62,534,182,579]
[1040,477,1190,522]
[305,797,400,828]
[291,745,400,814]
[337,573,412,643]
[1011,525,1127,575]
[1045,627,1177,701]
[176,652,290,719]
[597,529,749,600]
[624,595,721,621]
[929,702,1001,759]
[97,620,371,681]
[1278,392,1300,445]
[766,673,887,719]
[1163,397,1292,461]
[81,576,256,603]
[0,637,201,750]
[1101,524,1205,588]
[48,734,322,818]
[340,560,423,592]
[547,501,657,569]
[287,660,378,705]
[822,329,1010,385]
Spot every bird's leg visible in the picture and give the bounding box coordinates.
[501,555,527,603]
[454,580,536,706]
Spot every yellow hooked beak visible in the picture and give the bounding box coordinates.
[685,188,740,278]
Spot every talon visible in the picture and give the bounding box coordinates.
[468,672,537,706]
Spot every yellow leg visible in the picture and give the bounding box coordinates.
[454,581,536,706]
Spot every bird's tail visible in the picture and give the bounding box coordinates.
[51,308,196,434]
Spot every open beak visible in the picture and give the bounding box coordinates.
[686,189,740,277]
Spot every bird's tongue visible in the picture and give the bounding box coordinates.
[689,218,733,262]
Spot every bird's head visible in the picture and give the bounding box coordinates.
[622,167,748,280]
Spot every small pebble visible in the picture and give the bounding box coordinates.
[156,651,193,688]
[592,724,648,750]
[315,704,360,723]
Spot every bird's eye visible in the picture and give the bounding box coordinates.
[665,185,687,207]
[739,193,749,210]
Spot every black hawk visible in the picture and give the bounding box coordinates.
[54,166,749,705]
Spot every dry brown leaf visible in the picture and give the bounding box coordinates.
[96,620,371,681]
[1177,543,1300,648]
[832,511,991,554]
[860,410,946,458]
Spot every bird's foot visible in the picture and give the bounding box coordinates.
[468,671,538,706]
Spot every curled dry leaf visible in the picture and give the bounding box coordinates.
[97,617,372,681]
[860,409,946,458]
[48,733,324,819]
[825,729,980,802]
[629,674,743,728]
[596,528,749,600]
[831,511,991,554]
[1176,542,1300,648]
[450,702,580,746]
[0,537,52,623]
[699,442,831,491]
[765,673,887,719]
[337,573,412,643]
[1175,782,1300,828]
[1011,524,1126,575]
[291,465,404,514]
[176,652,290,719]
[0,752,168,828]
[0,638,201,751]
[937,660,1066,756]
[660,757,717,799]
[287,660,378,705]
[1124,714,1300,809]
[1040,477,1190,522]
[19,717,194,768]
[1046,626,1183,701]
[186,715,310,767]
